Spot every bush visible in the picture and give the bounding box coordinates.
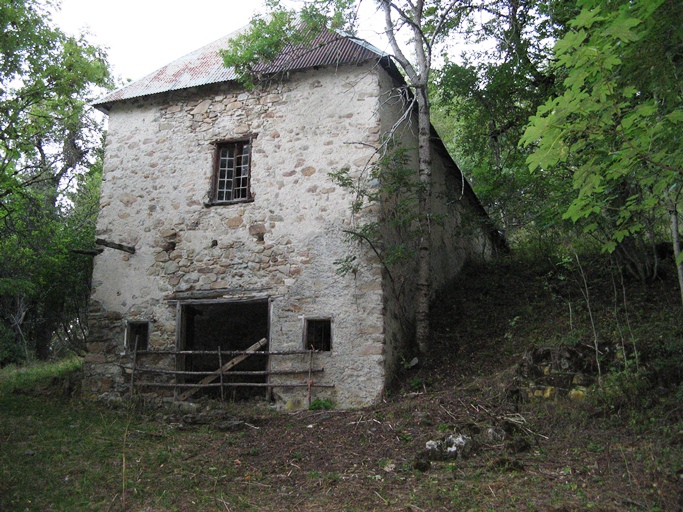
[593,370,651,411]
[0,324,23,367]
[309,398,333,410]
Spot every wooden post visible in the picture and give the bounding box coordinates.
[218,346,224,402]
[307,349,313,408]
[95,238,136,254]
[129,335,139,396]
[174,301,182,400]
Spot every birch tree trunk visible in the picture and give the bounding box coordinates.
[414,85,433,354]
[378,0,435,353]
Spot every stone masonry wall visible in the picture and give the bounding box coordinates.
[85,64,389,408]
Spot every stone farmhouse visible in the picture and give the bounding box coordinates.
[84,28,502,409]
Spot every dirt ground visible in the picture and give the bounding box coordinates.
[119,257,683,511]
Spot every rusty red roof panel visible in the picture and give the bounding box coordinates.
[94,28,387,111]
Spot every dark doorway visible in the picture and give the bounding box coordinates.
[179,300,269,399]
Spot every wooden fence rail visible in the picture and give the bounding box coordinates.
[135,349,318,356]
[129,338,331,400]
[132,368,324,377]
[135,382,335,389]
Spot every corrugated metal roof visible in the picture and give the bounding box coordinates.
[93,28,388,112]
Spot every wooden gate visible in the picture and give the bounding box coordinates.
[128,337,332,403]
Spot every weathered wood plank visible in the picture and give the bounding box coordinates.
[164,288,271,301]
[95,238,136,254]
[70,248,104,256]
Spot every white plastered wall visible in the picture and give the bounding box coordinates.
[86,63,389,408]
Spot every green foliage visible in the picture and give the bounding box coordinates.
[637,314,683,389]
[0,356,82,396]
[328,144,424,277]
[220,0,356,88]
[0,324,23,367]
[332,254,358,276]
[0,161,102,362]
[0,0,111,362]
[592,370,651,412]
[221,9,298,89]
[522,0,683,278]
[0,0,111,207]
[433,0,579,245]
[409,377,425,391]
[309,397,333,410]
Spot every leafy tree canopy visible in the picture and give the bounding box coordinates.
[0,0,112,362]
[522,0,683,295]
[433,0,579,243]
[0,0,111,210]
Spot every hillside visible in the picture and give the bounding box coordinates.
[1,254,682,511]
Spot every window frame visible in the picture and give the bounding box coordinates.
[303,317,332,352]
[208,137,255,205]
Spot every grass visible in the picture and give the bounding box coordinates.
[2,255,683,510]
[2,358,681,510]
[0,359,133,510]
[0,360,284,511]
[0,356,82,395]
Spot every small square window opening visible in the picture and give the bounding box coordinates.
[213,140,251,203]
[305,319,332,351]
[127,321,149,351]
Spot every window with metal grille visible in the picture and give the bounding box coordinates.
[304,319,332,352]
[213,140,251,203]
